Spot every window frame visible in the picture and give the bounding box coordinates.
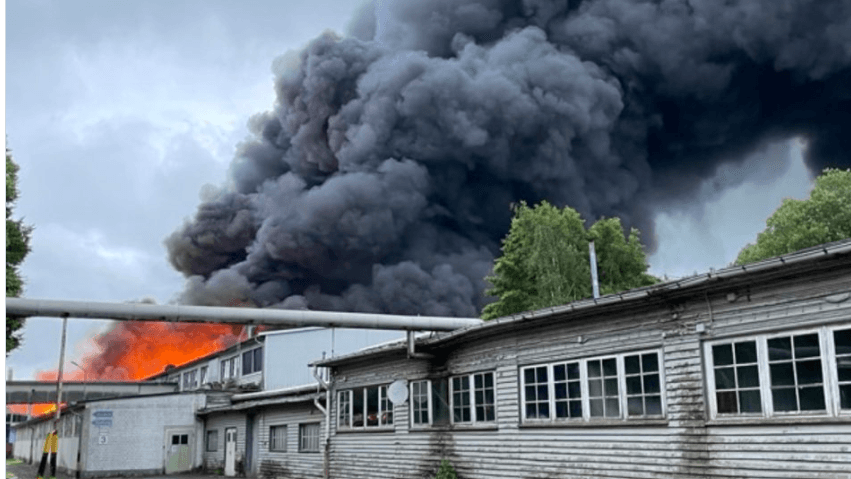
[449,371,496,425]
[269,425,287,452]
[298,423,321,453]
[706,325,850,420]
[336,385,394,430]
[519,349,666,424]
[410,380,433,427]
[205,429,218,452]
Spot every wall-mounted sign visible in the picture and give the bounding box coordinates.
[93,410,113,418]
[98,434,108,445]
[92,419,113,427]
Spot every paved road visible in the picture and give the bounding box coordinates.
[6,460,225,479]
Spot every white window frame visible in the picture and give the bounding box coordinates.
[242,347,263,375]
[410,380,433,427]
[706,325,851,420]
[200,366,208,385]
[520,349,666,423]
[336,385,394,429]
[449,371,496,424]
[269,425,287,452]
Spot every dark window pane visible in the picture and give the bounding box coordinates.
[525,385,536,401]
[737,365,760,388]
[644,374,660,394]
[242,351,253,375]
[646,395,662,415]
[537,385,549,400]
[772,387,797,412]
[603,359,617,376]
[735,342,757,363]
[589,379,602,397]
[838,358,851,381]
[524,368,535,384]
[537,403,549,418]
[799,386,825,411]
[768,337,792,361]
[536,367,548,383]
[713,344,734,366]
[628,397,644,416]
[569,400,582,418]
[605,398,620,417]
[555,401,568,418]
[590,399,603,417]
[604,378,618,395]
[485,373,493,388]
[254,348,263,372]
[716,391,737,413]
[566,363,580,379]
[473,374,482,389]
[794,334,820,358]
[588,361,601,378]
[485,390,494,404]
[770,363,795,386]
[739,390,762,413]
[840,385,851,409]
[526,404,537,419]
[625,355,640,375]
[642,353,659,373]
[567,381,581,398]
[834,329,851,355]
[554,383,567,400]
[626,376,642,395]
[796,360,823,385]
[172,435,180,445]
[715,367,735,389]
[553,365,566,381]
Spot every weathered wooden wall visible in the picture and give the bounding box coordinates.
[256,402,325,479]
[325,259,851,479]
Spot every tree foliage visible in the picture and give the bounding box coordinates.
[7,147,32,354]
[736,168,851,265]
[482,201,656,320]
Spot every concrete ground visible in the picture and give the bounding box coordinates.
[5,460,225,479]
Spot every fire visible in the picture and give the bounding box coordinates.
[9,319,265,417]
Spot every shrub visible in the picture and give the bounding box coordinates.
[435,459,457,479]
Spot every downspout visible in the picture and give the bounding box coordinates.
[407,331,434,359]
[312,366,330,479]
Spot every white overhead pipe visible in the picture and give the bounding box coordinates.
[5,298,482,331]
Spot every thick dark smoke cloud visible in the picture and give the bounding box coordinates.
[166,0,851,316]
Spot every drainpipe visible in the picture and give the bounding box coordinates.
[311,366,330,479]
[407,331,434,359]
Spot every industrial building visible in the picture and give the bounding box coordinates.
[12,239,851,478]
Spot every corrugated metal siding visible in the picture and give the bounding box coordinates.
[203,412,245,471]
[326,263,851,478]
[256,402,325,479]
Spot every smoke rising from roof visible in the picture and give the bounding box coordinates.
[166,0,851,316]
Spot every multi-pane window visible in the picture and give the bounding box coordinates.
[712,340,762,414]
[269,425,286,452]
[299,423,320,453]
[200,366,208,385]
[242,348,263,375]
[521,351,664,423]
[221,357,238,380]
[450,372,495,424]
[835,328,851,410]
[206,430,218,452]
[411,380,430,425]
[707,326,850,419]
[337,385,394,429]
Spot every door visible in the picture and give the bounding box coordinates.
[224,427,237,477]
[164,429,193,474]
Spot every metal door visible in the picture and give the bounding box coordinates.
[224,427,237,476]
[164,430,192,474]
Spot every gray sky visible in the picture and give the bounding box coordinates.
[4,0,813,381]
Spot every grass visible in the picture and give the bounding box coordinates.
[6,458,23,466]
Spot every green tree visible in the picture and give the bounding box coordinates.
[736,168,851,265]
[482,201,656,320]
[7,147,32,353]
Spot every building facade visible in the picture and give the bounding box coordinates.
[316,241,851,478]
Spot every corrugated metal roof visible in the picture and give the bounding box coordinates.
[315,238,851,367]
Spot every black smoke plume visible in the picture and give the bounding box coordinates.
[166,0,851,316]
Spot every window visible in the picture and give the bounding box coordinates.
[299,423,320,452]
[221,357,237,380]
[242,347,263,375]
[520,350,664,423]
[409,379,451,427]
[337,385,394,429]
[450,372,495,424]
[411,380,430,426]
[200,366,208,385]
[707,326,851,419]
[269,425,286,452]
[183,372,191,390]
[206,430,218,452]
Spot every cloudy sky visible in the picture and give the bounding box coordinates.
[5,0,813,380]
